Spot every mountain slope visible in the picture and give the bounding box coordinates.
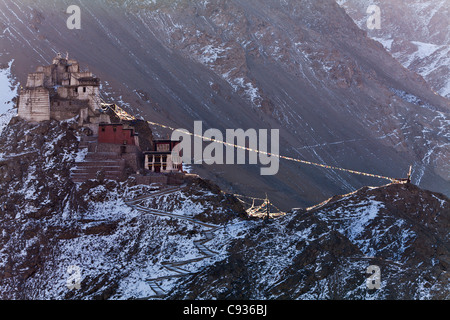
[0,118,448,300]
[0,117,245,299]
[168,183,450,300]
[0,0,448,210]
[337,0,450,99]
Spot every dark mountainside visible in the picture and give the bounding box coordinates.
[168,183,449,300]
[0,0,448,210]
[0,118,448,300]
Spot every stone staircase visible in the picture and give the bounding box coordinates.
[71,151,126,183]
[78,135,98,149]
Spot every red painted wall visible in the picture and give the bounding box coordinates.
[98,124,136,145]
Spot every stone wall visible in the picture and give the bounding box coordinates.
[129,172,186,185]
[130,174,168,185]
[89,143,143,172]
[26,73,45,87]
[18,55,101,124]
[17,88,51,122]
[50,99,90,121]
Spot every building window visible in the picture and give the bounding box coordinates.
[101,127,105,132]
[74,87,78,93]
[83,87,86,93]
[157,143,170,152]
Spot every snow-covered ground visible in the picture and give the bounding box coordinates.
[0,115,447,299]
[0,59,18,134]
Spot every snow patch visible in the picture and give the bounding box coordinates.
[0,59,18,134]
[198,44,229,65]
[371,37,394,51]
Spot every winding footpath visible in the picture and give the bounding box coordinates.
[125,186,222,299]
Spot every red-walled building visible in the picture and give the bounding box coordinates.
[98,123,139,146]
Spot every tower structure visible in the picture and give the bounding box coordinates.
[18,53,109,132]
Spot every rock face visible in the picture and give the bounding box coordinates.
[0,118,81,219]
[0,0,448,210]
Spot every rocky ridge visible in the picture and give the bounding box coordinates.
[169,183,449,300]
